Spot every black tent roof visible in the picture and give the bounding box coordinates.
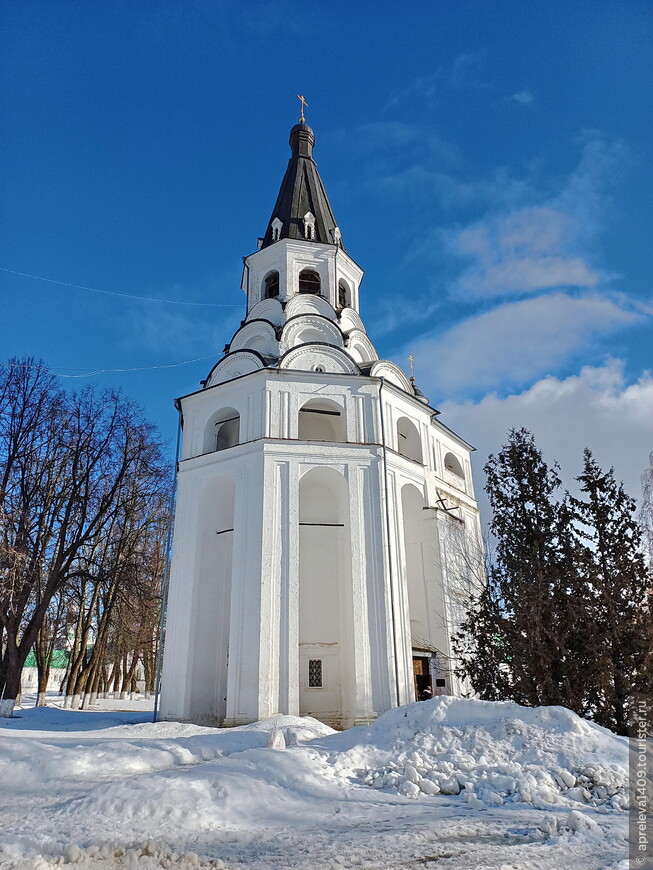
[260,124,342,250]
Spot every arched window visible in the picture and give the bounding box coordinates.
[264,271,279,299]
[338,279,349,309]
[298,399,346,442]
[444,452,465,490]
[396,416,422,464]
[204,408,240,453]
[299,269,321,295]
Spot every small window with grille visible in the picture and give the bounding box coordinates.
[308,659,323,688]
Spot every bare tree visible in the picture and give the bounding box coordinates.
[0,358,169,716]
[61,475,168,709]
[428,505,487,694]
[34,588,68,706]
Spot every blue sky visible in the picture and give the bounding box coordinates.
[2,1,651,523]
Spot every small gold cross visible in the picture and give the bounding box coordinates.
[408,354,416,384]
[297,94,308,123]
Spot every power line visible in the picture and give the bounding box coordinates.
[6,355,217,379]
[0,267,241,308]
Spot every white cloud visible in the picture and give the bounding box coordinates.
[384,53,489,112]
[407,291,642,395]
[437,361,653,529]
[439,137,623,301]
[364,135,622,312]
[466,255,598,295]
[511,90,533,105]
[366,294,442,338]
[554,136,624,239]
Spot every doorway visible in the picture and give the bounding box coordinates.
[412,655,432,701]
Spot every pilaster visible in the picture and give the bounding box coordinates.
[347,462,376,723]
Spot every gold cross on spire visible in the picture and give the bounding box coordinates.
[297,94,308,124]
[408,354,416,384]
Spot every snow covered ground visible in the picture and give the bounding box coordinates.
[0,692,631,869]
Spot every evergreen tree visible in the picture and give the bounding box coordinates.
[569,449,653,734]
[456,431,653,735]
[456,428,588,709]
[457,429,596,715]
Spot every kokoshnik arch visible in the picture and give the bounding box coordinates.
[159,120,483,728]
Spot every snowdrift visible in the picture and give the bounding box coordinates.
[318,696,629,811]
[0,713,333,788]
[56,696,628,840]
[0,696,630,869]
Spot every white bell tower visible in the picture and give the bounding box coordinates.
[159,121,483,728]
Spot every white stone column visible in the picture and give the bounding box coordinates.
[285,459,301,716]
[348,461,376,724]
[327,246,337,310]
[360,455,392,716]
[256,455,289,719]
[351,394,365,443]
[280,252,290,300]
[263,388,272,438]
[279,390,291,439]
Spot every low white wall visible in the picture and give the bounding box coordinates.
[21,667,66,693]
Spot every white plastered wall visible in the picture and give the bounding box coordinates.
[242,240,363,314]
[160,367,482,726]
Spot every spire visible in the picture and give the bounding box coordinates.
[260,123,343,249]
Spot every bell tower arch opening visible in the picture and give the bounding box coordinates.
[397,416,422,463]
[444,451,466,491]
[298,269,321,295]
[204,408,240,454]
[338,279,350,310]
[264,271,280,299]
[298,398,346,442]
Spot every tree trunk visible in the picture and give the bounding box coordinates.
[0,698,14,717]
[35,628,51,707]
[119,653,129,699]
[0,630,24,717]
[112,659,122,697]
[123,652,140,700]
[0,668,20,717]
[143,651,153,699]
